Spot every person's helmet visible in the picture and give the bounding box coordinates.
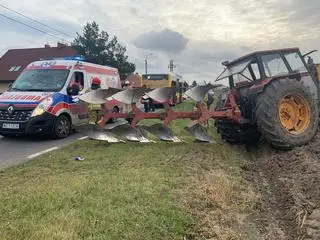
[92,77,101,85]
[125,80,130,85]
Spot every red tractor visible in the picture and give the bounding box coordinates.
[215,48,319,149]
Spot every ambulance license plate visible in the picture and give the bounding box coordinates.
[2,123,19,129]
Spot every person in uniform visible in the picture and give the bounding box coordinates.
[91,77,101,90]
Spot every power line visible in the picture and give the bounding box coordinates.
[0,4,75,38]
[0,13,71,44]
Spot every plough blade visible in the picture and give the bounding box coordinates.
[185,122,214,143]
[78,88,121,104]
[145,87,174,103]
[104,119,129,130]
[143,123,182,142]
[88,126,124,142]
[111,87,148,104]
[109,124,153,142]
[185,84,220,102]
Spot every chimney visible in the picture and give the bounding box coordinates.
[44,44,50,48]
[57,42,66,48]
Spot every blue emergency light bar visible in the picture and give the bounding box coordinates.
[40,55,86,61]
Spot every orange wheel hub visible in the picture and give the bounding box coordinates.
[279,94,311,134]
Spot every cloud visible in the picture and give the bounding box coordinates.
[1,0,320,82]
[132,28,189,53]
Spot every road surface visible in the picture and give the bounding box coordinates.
[0,129,88,169]
[0,105,145,169]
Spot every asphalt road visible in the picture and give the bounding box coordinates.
[0,129,88,169]
[0,104,147,169]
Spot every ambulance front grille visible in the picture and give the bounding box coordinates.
[0,110,33,122]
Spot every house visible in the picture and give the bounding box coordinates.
[0,43,79,92]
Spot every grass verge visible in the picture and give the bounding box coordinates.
[0,102,260,239]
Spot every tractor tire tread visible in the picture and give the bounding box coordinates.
[255,78,318,149]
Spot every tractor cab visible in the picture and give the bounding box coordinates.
[216,48,318,98]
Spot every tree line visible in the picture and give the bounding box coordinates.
[72,22,135,80]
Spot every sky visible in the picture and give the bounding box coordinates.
[1,0,320,83]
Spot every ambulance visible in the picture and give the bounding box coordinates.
[0,56,122,138]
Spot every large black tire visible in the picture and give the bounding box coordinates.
[215,120,261,144]
[52,115,71,139]
[215,91,261,144]
[255,79,319,149]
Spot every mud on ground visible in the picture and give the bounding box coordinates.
[245,131,320,239]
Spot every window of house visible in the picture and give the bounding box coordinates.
[8,66,22,72]
[14,66,21,71]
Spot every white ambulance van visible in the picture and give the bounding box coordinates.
[0,56,122,138]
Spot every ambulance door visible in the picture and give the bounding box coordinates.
[67,71,89,125]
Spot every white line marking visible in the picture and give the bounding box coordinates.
[27,147,59,159]
[78,136,88,140]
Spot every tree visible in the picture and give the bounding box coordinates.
[72,22,135,80]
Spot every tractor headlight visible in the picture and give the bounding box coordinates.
[31,97,53,117]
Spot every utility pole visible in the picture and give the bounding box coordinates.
[168,60,176,72]
[145,53,153,75]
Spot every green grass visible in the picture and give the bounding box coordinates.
[0,102,260,240]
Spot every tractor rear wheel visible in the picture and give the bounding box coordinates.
[255,78,318,149]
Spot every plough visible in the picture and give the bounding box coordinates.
[78,84,232,143]
[78,48,320,149]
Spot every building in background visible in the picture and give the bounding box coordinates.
[0,43,78,92]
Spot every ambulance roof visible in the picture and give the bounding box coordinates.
[27,60,118,72]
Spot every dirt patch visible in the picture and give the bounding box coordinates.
[245,131,320,239]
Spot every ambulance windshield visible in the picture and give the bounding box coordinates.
[10,69,70,92]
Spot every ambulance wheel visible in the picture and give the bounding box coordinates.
[53,115,71,139]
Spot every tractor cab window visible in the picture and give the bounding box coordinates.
[250,63,261,80]
[216,58,261,85]
[284,52,307,72]
[262,54,289,77]
[240,62,261,81]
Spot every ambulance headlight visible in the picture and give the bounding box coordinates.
[31,97,53,117]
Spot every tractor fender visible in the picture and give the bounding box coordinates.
[248,72,303,95]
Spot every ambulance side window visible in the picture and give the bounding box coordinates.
[67,72,85,96]
[69,72,84,89]
[75,72,84,89]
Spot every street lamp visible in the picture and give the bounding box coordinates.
[145,53,153,75]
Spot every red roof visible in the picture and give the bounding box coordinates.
[0,44,79,81]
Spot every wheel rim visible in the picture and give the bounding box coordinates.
[58,118,70,136]
[279,94,311,135]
